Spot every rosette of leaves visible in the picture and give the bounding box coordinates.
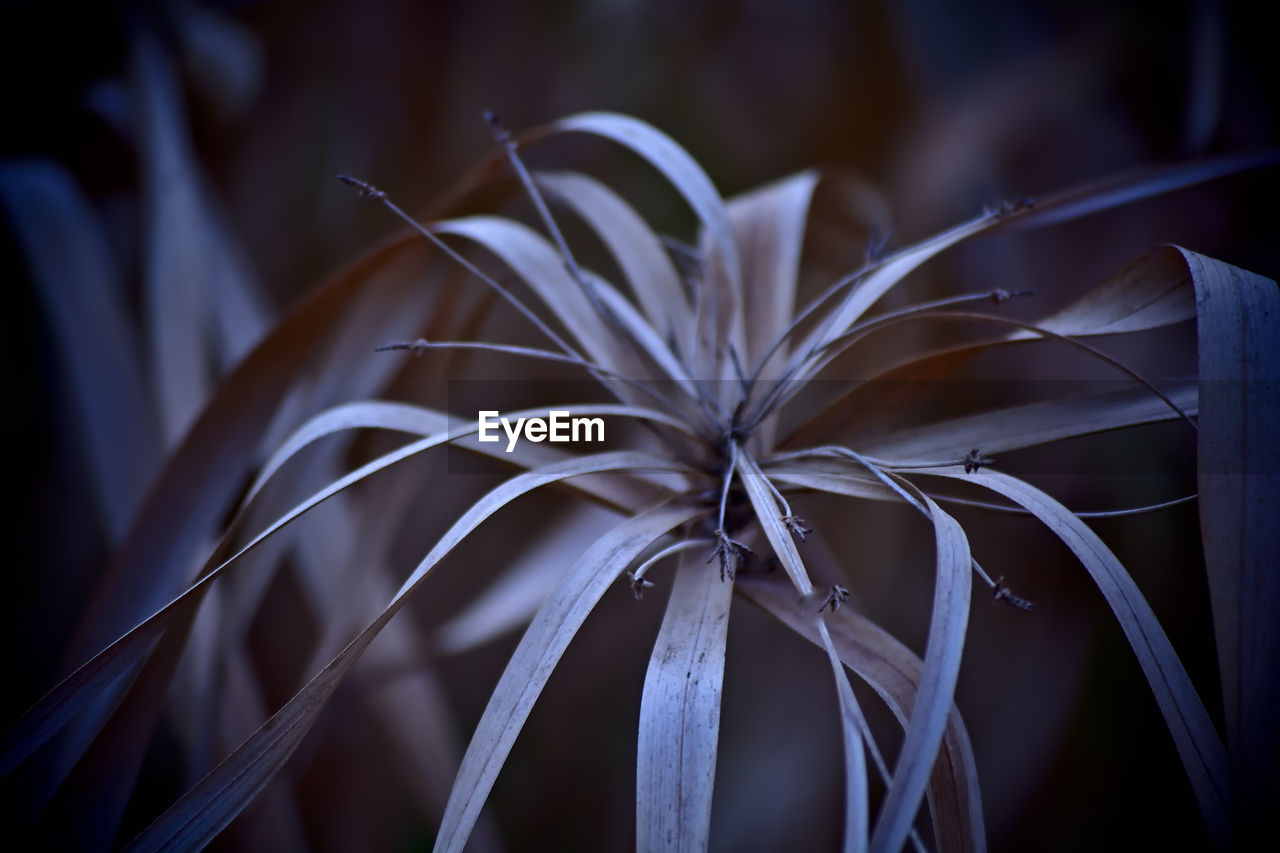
[2,112,1275,852]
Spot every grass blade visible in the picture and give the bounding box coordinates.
[125,456,690,852]
[436,504,619,653]
[1181,246,1280,842]
[534,169,692,359]
[863,381,1198,464]
[731,171,821,448]
[0,162,161,543]
[796,214,998,366]
[1001,151,1279,230]
[636,547,736,852]
[433,215,645,380]
[816,619,871,853]
[545,112,743,378]
[546,112,741,297]
[734,449,816,596]
[792,154,1277,384]
[785,244,1202,450]
[733,171,820,374]
[764,460,897,504]
[3,398,676,788]
[870,496,971,853]
[436,503,701,852]
[733,451,871,849]
[915,467,1231,848]
[737,573,985,853]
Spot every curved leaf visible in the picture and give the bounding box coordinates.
[0,161,161,544]
[785,244,1202,449]
[125,455,691,852]
[1181,246,1279,842]
[546,112,740,296]
[915,467,1231,848]
[1033,245,1197,337]
[734,449,815,596]
[636,547,736,852]
[534,169,692,358]
[736,573,985,853]
[545,112,743,380]
[731,451,871,850]
[432,216,643,378]
[436,502,701,852]
[863,380,1198,464]
[816,619,871,853]
[870,496,971,853]
[731,171,821,374]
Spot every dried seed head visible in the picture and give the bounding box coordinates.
[989,287,1035,305]
[818,584,851,613]
[993,576,1034,611]
[337,173,387,200]
[782,515,812,542]
[627,571,656,600]
[707,529,753,581]
[374,339,430,355]
[963,449,995,474]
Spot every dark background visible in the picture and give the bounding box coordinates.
[2,0,1276,850]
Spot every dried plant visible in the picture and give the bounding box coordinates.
[3,95,1277,853]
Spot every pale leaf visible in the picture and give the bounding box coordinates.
[125,455,689,852]
[534,169,692,358]
[1181,246,1280,841]
[636,547,735,852]
[0,162,160,543]
[435,503,701,852]
[914,467,1231,848]
[863,381,1198,464]
[870,496,971,853]
[737,573,985,853]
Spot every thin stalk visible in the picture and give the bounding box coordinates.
[375,338,699,426]
[337,175,580,363]
[743,289,1033,430]
[757,308,1199,436]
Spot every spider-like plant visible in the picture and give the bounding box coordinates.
[3,112,1276,852]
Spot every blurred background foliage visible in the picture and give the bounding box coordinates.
[1,0,1276,850]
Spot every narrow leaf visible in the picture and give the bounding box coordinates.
[870,496,971,853]
[915,467,1231,848]
[436,504,620,653]
[862,381,1198,464]
[431,215,642,377]
[547,112,741,295]
[732,171,820,373]
[734,450,815,595]
[134,30,212,443]
[0,162,161,543]
[1033,245,1197,336]
[791,153,1277,387]
[436,503,701,852]
[737,573,985,853]
[637,547,736,853]
[734,450,872,850]
[1002,151,1279,230]
[534,169,692,358]
[815,619,870,853]
[797,213,998,365]
[1181,246,1280,842]
[764,459,897,504]
[126,456,689,852]
[786,244,1202,450]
